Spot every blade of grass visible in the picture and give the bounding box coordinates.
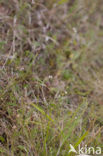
[31,103,54,122]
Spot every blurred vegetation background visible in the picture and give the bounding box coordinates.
[0,0,103,155]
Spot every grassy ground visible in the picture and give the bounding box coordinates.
[0,0,103,155]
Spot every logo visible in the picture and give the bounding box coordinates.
[69,144,77,154]
[69,144,102,156]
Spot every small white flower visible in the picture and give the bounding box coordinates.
[48,75,53,79]
[64,91,67,94]
[73,27,77,33]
